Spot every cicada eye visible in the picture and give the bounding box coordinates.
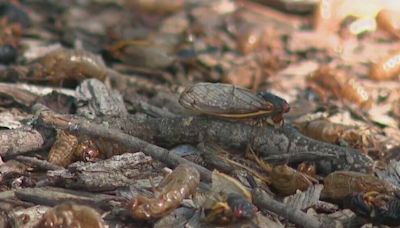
[233,209,243,218]
[258,92,288,111]
[282,102,290,113]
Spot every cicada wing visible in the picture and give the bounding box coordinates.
[179,83,273,116]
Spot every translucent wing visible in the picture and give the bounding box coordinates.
[179,83,274,118]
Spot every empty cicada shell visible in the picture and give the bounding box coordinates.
[128,163,200,220]
[270,164,318,196]
[322,171,395,200]
[0,17,22,47]
[27,48,107,85]
[236,24,264,54]
[108,39,175,69]
[376,9,400,39]
[308,65,372,109]
[294,117,376,154]
[297,162,317,178]
[179,82,290,127]
[223,57,264,91]
[370,50,400,81]
[345,191,400,226]
[295,117,349,144]
[314,0,381,33]
[34,203,105,228]
[235,23,282,55]
[126,0,184,15]
[334,14,378,39]
[48,131,106,167]
[313,0,344,33]
[48,131,79,167]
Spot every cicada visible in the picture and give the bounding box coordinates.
[179,82,290,127]
[195,170,257,225]
[345,191,400,226]
[201,192,257,225]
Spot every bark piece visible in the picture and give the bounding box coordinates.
[47,152,154,191]
[75,79,127,119]
[9,205,49,228]
[283,184,323,211]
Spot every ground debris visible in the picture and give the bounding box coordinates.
[3,0,400,227]
[47,152,155,191]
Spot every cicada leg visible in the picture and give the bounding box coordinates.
[363,191,380,205]
[245,147,272,173]
[128,195,154,220]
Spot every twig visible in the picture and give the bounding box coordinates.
[34,104,212,182]
[252,188,321,228]
[0,82,75,97]
[15,187,119,210]
[264,152,336,163]
[15,156,63,170]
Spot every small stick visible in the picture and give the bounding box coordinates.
[15,187,118,209]
[15,156,63,171]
